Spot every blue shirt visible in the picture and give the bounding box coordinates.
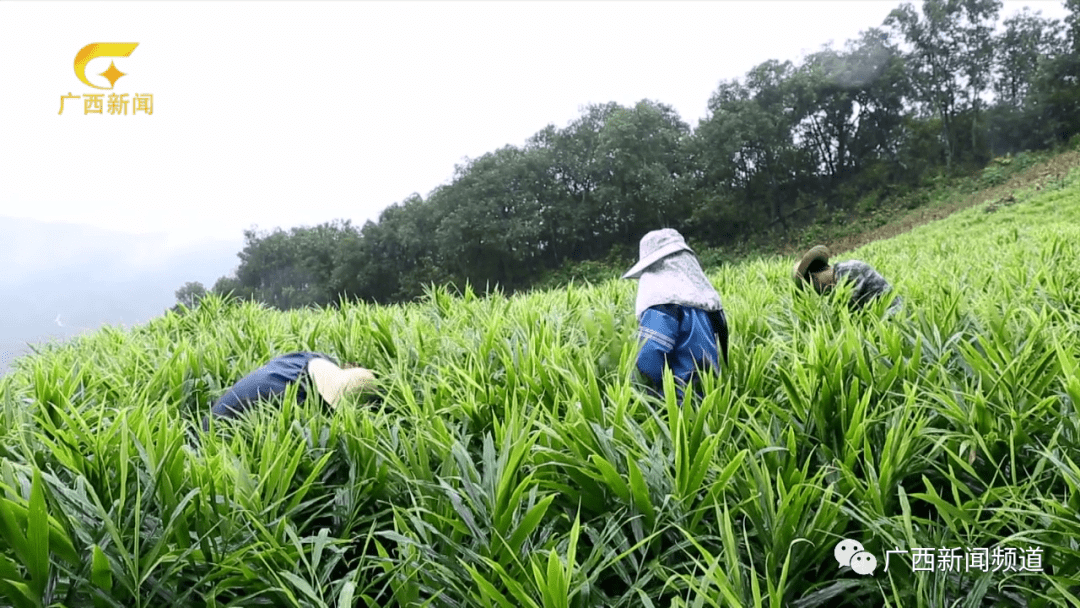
[203,351,336,429]
[636,304,726,400]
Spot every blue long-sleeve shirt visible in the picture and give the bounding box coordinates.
[202,351,336,430]
[636,304,726,400]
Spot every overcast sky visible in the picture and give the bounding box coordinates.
[0,0,1067,249]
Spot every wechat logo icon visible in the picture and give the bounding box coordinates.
[835,538,878,576]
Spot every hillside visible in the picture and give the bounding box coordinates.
[783,148,1080,258]
[0,164,1078,606]
[536,147,1080,290]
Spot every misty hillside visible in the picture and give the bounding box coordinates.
[0,216,242,374]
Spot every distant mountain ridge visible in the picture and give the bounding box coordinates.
[0,216,242,375]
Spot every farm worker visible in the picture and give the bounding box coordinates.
[793,245,902,312]
[201,352,375,430]
[622,228,729,402]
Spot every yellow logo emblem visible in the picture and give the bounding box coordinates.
[73,43,139,90]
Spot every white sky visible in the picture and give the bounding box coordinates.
[0,0,1070,248]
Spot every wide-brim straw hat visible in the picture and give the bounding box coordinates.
[622,228,694,279]
[793,245,832,285]
[307,357,376,407]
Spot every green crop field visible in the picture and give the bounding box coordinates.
[1,165,1079,608]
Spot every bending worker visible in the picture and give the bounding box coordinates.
[202,351,375,430]
[793,245,902,312]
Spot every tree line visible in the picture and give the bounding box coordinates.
[181,0,1080,311]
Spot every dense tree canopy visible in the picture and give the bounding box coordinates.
[202,1,1080,310]
[172,281,207,312]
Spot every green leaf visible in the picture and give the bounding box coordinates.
[626,458,656,529]
[587,455,631,504]
[25,469,49,599]
[505,494,555,559]
[91,544,113,592]
[337,580,355,608]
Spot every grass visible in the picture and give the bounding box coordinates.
[1,160,1079,606]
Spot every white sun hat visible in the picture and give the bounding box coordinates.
[307,357,376,408]
[622,228,724,321]
[622,228,695,279]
